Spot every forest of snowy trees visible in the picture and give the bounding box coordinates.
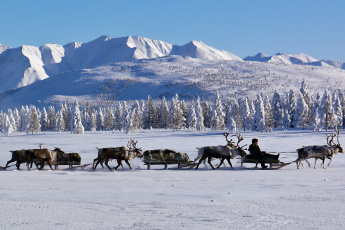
[1,80,344,136]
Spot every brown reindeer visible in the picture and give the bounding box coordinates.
[31,147,68,170]
[26,148,54,170]
[195,133,247,170]
[93,139,143,170]
[5,150,30,170]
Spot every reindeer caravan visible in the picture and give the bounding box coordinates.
[1,130,343,171]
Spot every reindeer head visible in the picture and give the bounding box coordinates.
[232,133,248,156]
[128,139,143,158]
[326,129,343,153]
[53,147,66,156]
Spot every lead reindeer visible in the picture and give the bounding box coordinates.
[195,133,247,170]
[321,129,343,168]
[296,129,343,169]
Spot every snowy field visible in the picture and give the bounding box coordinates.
[1,129,345,230]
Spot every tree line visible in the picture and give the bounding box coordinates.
[0,80,344,135]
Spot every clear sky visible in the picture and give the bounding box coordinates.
[1,0,345,61]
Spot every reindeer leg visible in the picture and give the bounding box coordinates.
[93,159,101,170]
[217,158,225,169]
[114,159,122,170]
[305,159,310,168]
[195,156,207,170]
[46,160,54,170]
[6,159,16,169]
[207,157,215,170]
[327,158,333,167]
[124,159,132,169]
[314,158,318,169]
[226,158,233,168]
[104,160,113,170]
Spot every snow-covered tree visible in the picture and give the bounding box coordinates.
[169,94,185,130]
[97,107,105,131]
[241,97,252,131]
[311,107,321,131]
[104,107,114,130]
[72,101,84,134]
[195,96,205,131]
[2,115,14,136]
[252,95,266,131]
[160,97,169,129]
[227,116,237,133]
[47,106,56,131]
[211,90,225,130]
[27,105,41,134]
[41,107,48,131]
[296,92,309,129]
[56,110,65,132]
[282,110,291,129]
[272,91,283,128]
[288,90,298,128]
[188,104,197,131]
[263,95,274,131]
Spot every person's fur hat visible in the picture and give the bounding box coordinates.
[252,138,258,144]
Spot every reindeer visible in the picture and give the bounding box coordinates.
[93,139,143,170]
[320,130,343,168]
[5,149,30,170]
[26,148,54,170]
[195,133,247,170]
[296,130,343,169]
[193,132,237,167]
[31,147,68,170]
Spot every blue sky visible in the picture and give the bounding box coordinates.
[1,0,344,61]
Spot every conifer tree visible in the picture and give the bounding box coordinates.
[272,91,283,128]
[27,105,41,134]
[169,94,185,130]
[195,96,205,131]
[296,92,309,129]
[2,115,14,136]
[252,95,266,131]
[188,104,197,131]
[72,101,84,134]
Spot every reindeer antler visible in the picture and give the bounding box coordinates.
[223,132,235,146]
[127,139,138,149]
[326,133,337,146]
[232,133,244,147]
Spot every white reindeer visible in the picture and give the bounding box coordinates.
[296,130,343,169]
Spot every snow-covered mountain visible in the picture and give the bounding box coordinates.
[1,35,345,111]
[0,36,241,94]
[244,52,345,69]
[244,52,319,64]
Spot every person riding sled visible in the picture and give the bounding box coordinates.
[248,138,279,168]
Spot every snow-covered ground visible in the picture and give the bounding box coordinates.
[1,129,345,229]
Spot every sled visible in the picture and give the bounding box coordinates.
[241,154,287,169]
[143,149,194,169]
